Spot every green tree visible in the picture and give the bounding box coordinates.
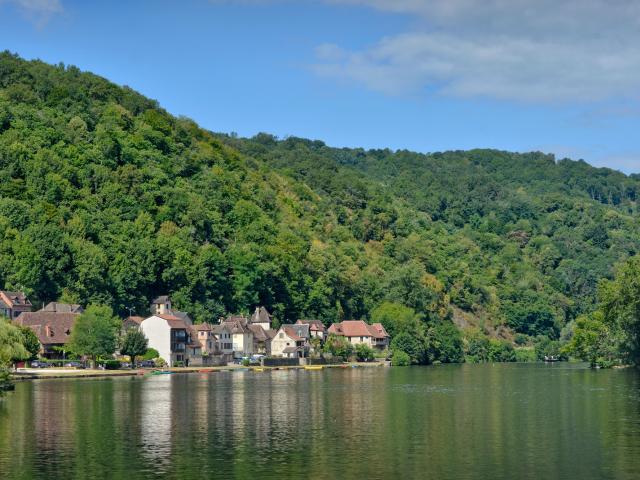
[565,311,620,367]
[120,327,148,368]
[391,350,411,366]
[0,318,29,368]
[67,305,119,368]
[354,343,375,362]
[323,334,354,361]
[426,322,464,363]
[143,348,160,360]
[18,325,40,362]
[391,331,426,364]
[370,302,420,338]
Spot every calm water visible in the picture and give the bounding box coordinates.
[1,363,639,480]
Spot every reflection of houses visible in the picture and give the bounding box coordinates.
[0,290,33,320]
[296,319,326,341]
[15,307,81,358]
[271,324,310,358]
[328,320,390,350]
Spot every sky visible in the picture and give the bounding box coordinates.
[0,0,639,173]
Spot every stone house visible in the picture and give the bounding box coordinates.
[270,324,310,358]
[327,320,389,350]
[0,291,33,320]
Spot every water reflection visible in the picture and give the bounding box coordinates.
[1,364,639,480]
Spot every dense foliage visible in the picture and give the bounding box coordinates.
[1,52,639,353]
[566,255,640,367]
[120,327,148,367]
[67,305,119,366]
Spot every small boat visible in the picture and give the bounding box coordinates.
[198,369,212,373]
[253,367,265,372]
[304,365,323,371]
[151,370,174,375]
[544,356,559,362]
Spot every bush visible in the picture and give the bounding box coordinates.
[143,348,160,360]
[514,334,529,346]
[392,350,411,366]
[488,339,516,362]
[355,343,375,362]
[515,347,537,362]
[103,360,120,370]
[427,322,464,363]
[391,332,426,364]
[241,358,250,367]
[323,334,355,361]
[154,357,167,367]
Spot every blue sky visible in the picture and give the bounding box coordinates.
[1,0,639,173]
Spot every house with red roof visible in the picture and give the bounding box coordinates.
[271,324,311,358]
[327,320,389,350]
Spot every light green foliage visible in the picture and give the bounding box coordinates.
[18,325,40,361]
[391,350,411,366]
[0,318,29,366]
[323,334,354,361]
[120,327,148,367]
[370,302,421,338]
[354,343,375,362]
[514,347,537,362]
[1,53,640,347]
[67,305,119,365]
[143,348,159,360]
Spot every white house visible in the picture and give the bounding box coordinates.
[140,314,193,367]
[222,316,254,359]
[271,324,310,358]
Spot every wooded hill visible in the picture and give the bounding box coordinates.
[1,52,638,342]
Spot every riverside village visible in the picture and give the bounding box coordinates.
[2,290,390,374]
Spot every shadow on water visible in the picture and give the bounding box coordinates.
[0,364,639,480]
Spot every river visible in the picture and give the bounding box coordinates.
[0,363,639,479]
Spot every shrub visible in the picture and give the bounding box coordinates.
[488,339,516,362]
[355,343,375,362]
[515,347,537,362]
[427,322,464,363]
[143,348,160,360]
[241,358,250,367]
[392,350,411,366]
[391,332,426,364]
[103,360,120,370]
[154,357,167,367]
[514,334,529,346]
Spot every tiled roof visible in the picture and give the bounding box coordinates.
[0,291,32,307]
[16,311,79,345]
[250,306,271,324]
[41,302,84,313]
[328,320,388,339]
[155,314,188,329]
[193,322,212,331]
[151,295,170,304]
[281,324,310,341]
[296,319,326,332]
[223,317,250,334]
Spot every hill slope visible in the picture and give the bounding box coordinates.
[1,52,639,341]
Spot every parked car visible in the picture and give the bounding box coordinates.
[139,360,155,368]
[30,360,48,368]
[64,361,85,369]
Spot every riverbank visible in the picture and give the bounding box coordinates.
[12,361,388,381]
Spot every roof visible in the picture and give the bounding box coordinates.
[193,322,212,332]
[15,311,80,345]
[328,320,389,339]
[223,316,250,334]
[296,319,326,332]
[151,295,170,304]
[41,302,84,313]
[0,291,32,307]
[282,346,303,354]
[125,316,144,325]
[248,324,269,342]
[155,314,189,330]
[250,306,271,324]
[280,324,310,341]
[172,310,192,325]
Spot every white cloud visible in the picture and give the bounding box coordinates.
[1,0,63,27]
[315,0,640,103]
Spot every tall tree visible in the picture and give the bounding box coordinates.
[120,327,148,368]
[67,305,119,368]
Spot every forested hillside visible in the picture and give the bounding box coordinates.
[1,52,638,346]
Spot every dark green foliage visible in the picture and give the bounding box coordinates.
[426,322,465,363]
[391,331,426,364]
[1,52,639,344]
[120,327,148,367]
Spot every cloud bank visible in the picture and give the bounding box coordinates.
[315,0,640,102]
